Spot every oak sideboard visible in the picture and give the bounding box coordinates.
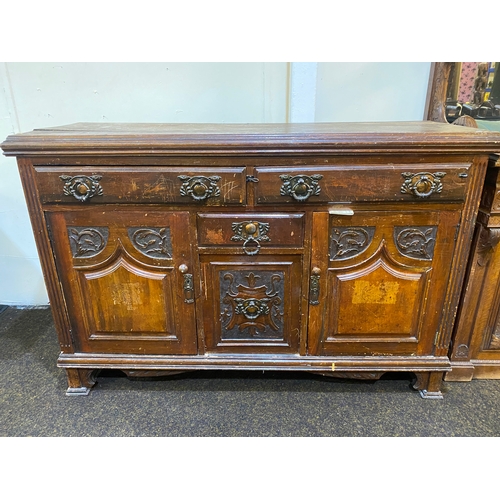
[3,122,500,398]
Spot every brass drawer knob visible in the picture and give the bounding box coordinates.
[401,172,446,198]
[245,223,257,235]
[178,175,221,201]
[231,221,270,255]
[59,175,103,202]
[279,174,323,201]
[77,184,88,195]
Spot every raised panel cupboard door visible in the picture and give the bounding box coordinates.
[199,256,302,354]
[46,209,197,355]
[308,210,460,356]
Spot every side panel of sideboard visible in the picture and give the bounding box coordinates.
[447,155,500,379]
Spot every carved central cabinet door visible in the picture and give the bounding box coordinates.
[308,210,461,356]
[46,209,197,355]
[200,256,302,353]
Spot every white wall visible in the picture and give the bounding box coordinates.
[315,62,431,122]
[0,62,431,305]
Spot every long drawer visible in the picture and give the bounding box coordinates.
[34,166,247,205]
[254,163,472,204]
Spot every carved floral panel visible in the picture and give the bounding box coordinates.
[394,226,438,260]
[67,227,109,258]
[330,227,375,261]
[220,270,285,340]
[128,227,173,259]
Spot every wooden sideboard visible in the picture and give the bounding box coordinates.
[2,122,500,397]
[446,154,500,380]
[425,62,500,380]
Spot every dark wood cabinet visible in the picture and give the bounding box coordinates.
[3,122,499,398]
[446,155,500,380]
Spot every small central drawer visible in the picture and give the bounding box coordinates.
[254,163,471,204]
[34,166,247,205]
[197,213,305,252]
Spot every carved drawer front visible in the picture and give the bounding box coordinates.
[197,213,305,253]
[34,166,247,205]
[254,164,471,204]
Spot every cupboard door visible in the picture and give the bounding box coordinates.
[308,210,461,356]
[46,209,197,355]
[200,256,302,353]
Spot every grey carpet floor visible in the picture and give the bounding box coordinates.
[1,307,499,437]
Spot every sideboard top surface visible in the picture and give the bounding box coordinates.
[2,121,500,157]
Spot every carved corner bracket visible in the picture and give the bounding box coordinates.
[477,227,500,267]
